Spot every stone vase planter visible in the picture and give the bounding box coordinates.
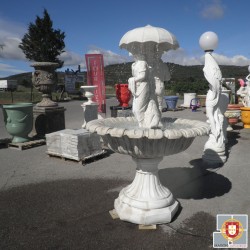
[2,103,33,143]
[31,62,59,107]
[81,85,97,104]
[115,83,131,107]
[224,109,241,131]
[225,104,243,129]
[164,96,179,110]
[240,106,250,128]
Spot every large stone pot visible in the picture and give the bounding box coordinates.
[115,83,131,107]
[164,95,179,110]
[240,106,250,128]
[31,62,59,107]
[2,103,33,143]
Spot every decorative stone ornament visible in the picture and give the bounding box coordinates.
[199,31,227,165]
[31,62,59,107]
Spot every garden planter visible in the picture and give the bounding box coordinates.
[164,96,179,110]
[31,62,59,107]
[2,103,33,143]
[115,84,131,107]
[181,93,196,108]
[224,109,241,131]
[240,107,250,128]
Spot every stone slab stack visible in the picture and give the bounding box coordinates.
[46,129,102,161]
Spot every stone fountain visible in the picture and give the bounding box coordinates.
[86,25,210,225]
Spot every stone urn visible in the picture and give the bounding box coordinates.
[224,104,242,130]
[115,84,131,107]
[240,106,250,128]
[81,85,97,104]
[2,103,33,143]
[31,62,59,107]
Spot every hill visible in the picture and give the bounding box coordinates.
[1,63,248,87]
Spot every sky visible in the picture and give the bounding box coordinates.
[1,0,250,77]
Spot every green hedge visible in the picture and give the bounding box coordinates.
[166,78,209,95]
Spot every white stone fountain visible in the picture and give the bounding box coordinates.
[86,25,210,225]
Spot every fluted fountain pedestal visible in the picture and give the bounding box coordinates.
[115,157,178,225]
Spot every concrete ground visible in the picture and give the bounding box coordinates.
[0,98,249,250]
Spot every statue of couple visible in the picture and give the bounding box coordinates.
[237,75,250,107]
[128,52,170,129]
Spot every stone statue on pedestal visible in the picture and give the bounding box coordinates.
[202,52,226,165]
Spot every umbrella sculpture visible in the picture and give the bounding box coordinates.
[119,24,179,54]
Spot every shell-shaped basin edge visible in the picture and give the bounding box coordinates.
[86,117,210,139]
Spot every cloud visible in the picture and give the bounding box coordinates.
[0,18,27,61]
[200,0,225,20]
[161,48,250,67]
[0,37,26,61]
[0,62,27,78]
[59,51,82,67]
[162,48,203,65]
[213,53,250,66]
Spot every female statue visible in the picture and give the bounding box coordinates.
[147,51,171,112]
[128,53,161,128]
[203,52,226,164]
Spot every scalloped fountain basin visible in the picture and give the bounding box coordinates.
[87,116,209,225]
[87,117,209,158]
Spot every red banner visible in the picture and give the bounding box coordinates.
[85,54,106,113]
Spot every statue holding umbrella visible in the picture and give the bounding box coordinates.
[119,25,179,127]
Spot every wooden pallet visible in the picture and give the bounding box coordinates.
[166,106,185,112]
[47,149,107,164]
[0,138,12,147]
[8,139,46,150]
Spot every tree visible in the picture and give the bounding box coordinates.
[19,9,65,67]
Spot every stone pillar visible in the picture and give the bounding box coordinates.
[181,93,196,108]
[82,103,98,128]
[32,106,66,138]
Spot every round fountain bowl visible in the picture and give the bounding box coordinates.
[87,117,210,158]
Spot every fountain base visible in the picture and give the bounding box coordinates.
[114,157,179,225]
